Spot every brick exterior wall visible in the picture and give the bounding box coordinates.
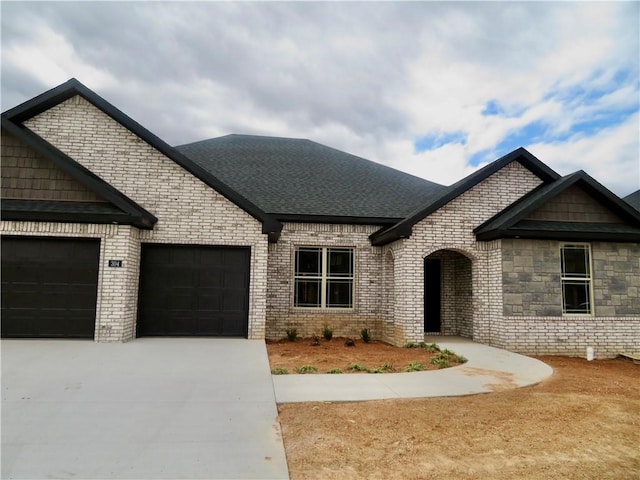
[265,222,384,340]
[2,95,270,341]
[386,161,543,346]
[500,239,640,358]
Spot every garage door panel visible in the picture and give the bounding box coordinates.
[137,245,250,337]
[1,237,99,339]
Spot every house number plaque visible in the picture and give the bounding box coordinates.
[108,260,123,268]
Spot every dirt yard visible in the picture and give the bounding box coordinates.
[266,337,465,373]
[275,347,640,480]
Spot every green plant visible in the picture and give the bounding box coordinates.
[326,368,343,374]
[404,361,425,372]
[344,338,356,347]
[429,357,450,369]
[360,328,371,343]
[322,324,333,341]
[380,362,395,372]
[369,368,384,374]
[285,328,298,342]
[452,354,467,364]
[295,365,318,374]
[405,341,427,349]
[424,343,441,353]
[346,362,368,372]
[271,367,289,375]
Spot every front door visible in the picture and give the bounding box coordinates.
[424,258,441,333]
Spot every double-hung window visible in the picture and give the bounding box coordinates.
[560,244,592,315]
[294,247,354,308]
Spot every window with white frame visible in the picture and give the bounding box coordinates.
[560,244,592,315]
[294,247,354,308]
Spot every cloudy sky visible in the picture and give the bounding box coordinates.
[2,1,638,196]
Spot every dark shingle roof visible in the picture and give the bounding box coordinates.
[176,134,446,222]
[624,190,640,211]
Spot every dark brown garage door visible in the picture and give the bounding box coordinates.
[137,244,250,337]
[1,237,100,338]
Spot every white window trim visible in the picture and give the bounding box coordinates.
[293,246,355,310]
[560,242,594,316]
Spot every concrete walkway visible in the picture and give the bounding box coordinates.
[273,336,553,403]
[1,339,289,480]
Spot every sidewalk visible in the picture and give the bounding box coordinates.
[272,336,553,403]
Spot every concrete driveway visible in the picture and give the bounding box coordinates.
[1,339,289,480]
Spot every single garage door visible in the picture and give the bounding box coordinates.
[137,244,250,337]
[1,236,100,338]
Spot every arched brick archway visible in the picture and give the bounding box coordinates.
[424,249,473,338]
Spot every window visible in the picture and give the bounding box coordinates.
[294,247,354,308]
[560,244,592,315]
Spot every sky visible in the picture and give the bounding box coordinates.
[1,1,639,197]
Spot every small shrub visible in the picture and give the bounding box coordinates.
[429,357,450,369]
[271,367,289,375]
[441,348,455,357]
[380,362,395,372]
[322,324,333,341]
[404,361,425,372]
[346,362,368,372]
[344,338,356,347]
[327,368,343,374]
[405,341,427,349]
[424,343,441,353]
[360,328,371,343]
[285,328,298,342]
[295,365,318,374]
[310,334,321,346]
[369,368,384,374]
[452,354,467,364]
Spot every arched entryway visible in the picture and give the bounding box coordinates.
[424,249,473,337]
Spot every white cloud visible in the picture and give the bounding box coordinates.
[1,1,637,196]
[3,24,116,91]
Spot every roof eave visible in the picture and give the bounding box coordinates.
[476,228,640,243]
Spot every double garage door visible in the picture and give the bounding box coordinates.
[1,237,250,339]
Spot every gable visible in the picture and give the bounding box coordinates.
[525,185,625,224]
[475,171,640,242]
[370,148,560,246]
[3,78,281,238]
[1,128,105,203]
[0,117,157,229]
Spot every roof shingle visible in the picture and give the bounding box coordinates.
[176,134,446,222]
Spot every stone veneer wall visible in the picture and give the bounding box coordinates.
[387,161,543,346]
[265,222,384,340]
[499,239,640,358]
[4,95,270,341]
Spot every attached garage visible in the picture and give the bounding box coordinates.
[1,236,100,338]
[137,244,251,337]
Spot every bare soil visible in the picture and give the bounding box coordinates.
[266,337,464,373]
[276,352,640,480]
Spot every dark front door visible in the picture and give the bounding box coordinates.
[1,236,100,338]
[424,258,441,333]
[137,244,250,337]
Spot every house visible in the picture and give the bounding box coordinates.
[2,79,639,358]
